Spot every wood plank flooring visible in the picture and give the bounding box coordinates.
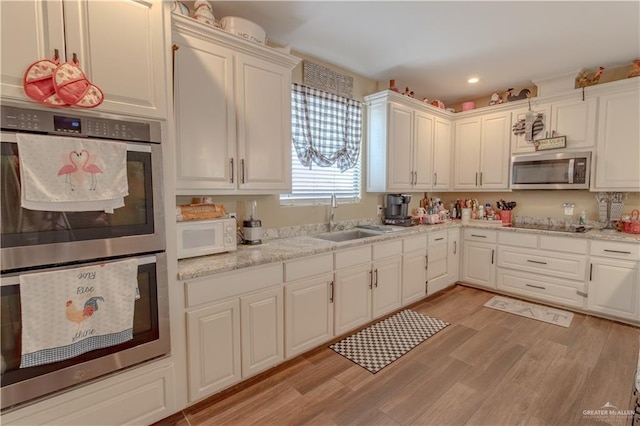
[155,285,639,426]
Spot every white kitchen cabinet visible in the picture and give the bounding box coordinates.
[186,299,241,402]
[365,91,453,192]
[588,257,639,322]
[1,0,167,119]
[461,229,497,288]
[285,274,334,358]
[453,111,511,190]
[334,263,373,335]
[172,15,300,194]
[446,228,461,286]
[592,80,640,191]
[511,97,597,153]
[402,235,428,305]
[372,255,403,317]
[240,287,284,378]
[427,231,449,295]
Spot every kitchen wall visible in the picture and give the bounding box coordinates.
[177,53,639,231]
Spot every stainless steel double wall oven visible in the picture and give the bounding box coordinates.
[0,103,170,410]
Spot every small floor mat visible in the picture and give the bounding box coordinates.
[484,295,573,327]
[329,309,449,373]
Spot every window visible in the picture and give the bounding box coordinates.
[280,84,362,205]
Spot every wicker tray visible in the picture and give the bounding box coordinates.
[176,203,227,221]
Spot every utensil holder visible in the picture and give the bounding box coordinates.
[499,210,512,226]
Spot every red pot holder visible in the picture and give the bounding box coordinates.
[53,60,104,108]
[22,56,68,107]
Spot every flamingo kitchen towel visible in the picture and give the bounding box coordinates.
[16,133,128,213]
[19,258,138,368]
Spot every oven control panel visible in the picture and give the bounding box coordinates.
[1,105,160,143]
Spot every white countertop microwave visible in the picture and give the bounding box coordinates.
[177,218,237,259]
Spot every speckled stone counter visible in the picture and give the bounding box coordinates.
[177,220,640,281]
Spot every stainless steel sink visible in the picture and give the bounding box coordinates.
[314,230,379,242]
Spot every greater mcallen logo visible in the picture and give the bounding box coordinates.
[582,401,634,422]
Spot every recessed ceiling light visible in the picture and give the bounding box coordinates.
[468,77,479,84]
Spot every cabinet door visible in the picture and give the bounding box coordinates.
[387,103,414,191]
[285,274,334,358]
[187,299,241,402]
[433,117,452,190]
[402,250,427,306]
[511,105,551,153]
[413,111,434,189]
[236,54,291,191]
[372,256,402,318]
[480,112,511,189]
[453,118,482,189]
[241,287,284,378]
[447,228,461,285]
[174,32,236,190]
[594,88,640,190]
[334,264,372,335]
[462,242,496,288]
[64,0,167,118]
[588,258,639,321]
[0,0,65,101]
[551,97,597,149]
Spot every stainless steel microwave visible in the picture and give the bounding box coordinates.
[511,151,591,189]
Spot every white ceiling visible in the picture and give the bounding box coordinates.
[202,1,640,104]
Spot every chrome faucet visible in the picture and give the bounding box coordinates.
[329,193,338,232]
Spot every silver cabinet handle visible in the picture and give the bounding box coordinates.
[453,241,457,255]
[434,172,438,186]
[471,234,487,238]
[589,263,593,281]
[526,283,546,290]
[329,281,334,303]
[229,158,234,183]
[374,269,378,287]
[475,172,478,186]
[604,249,632,254]
[527,259,547,265]
[369,270,373,289]
[491,249,494,264]
[480,172,483,186]
[435,237,444,241]
[425,255,428,270]
[413,171,418,185]
[241,159,246,183]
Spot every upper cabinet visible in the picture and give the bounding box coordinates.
[590,79,640,191]
[453,111,511,190]
[0,0,168,119]
[172,15,300,194]
[511,96,597,154]
[365,91,453,192]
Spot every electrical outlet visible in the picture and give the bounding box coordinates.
[228,212,237,219]
[377,205,383,215]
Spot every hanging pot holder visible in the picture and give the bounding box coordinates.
[22,56,68,107]
[53,59,104,108]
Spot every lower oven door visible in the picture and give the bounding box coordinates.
[0,252,169,410]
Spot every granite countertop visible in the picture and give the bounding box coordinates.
[177,221,640,281]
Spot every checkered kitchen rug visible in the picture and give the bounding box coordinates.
[329,309,449,373]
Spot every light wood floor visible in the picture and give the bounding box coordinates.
[156,285,639,426]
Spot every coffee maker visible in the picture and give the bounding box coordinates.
[383,194,418,226]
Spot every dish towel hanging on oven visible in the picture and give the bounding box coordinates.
[16,133,128,213]
[19,258,139,368]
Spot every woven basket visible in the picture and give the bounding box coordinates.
[176,203,226,221]
[623,209,640,234]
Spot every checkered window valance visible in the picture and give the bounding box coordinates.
[291,83,362,172]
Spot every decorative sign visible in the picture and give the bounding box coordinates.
[534,135,567,151]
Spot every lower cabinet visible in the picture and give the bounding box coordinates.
[372,255,403,317]
[427,231,449,295]
[402,235,427,305]
[461,229,497,289]
[446,228,461,285]
[334,263,372,335]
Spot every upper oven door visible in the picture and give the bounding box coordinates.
[0,132,165,271]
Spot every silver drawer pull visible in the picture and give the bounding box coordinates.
[526,283,546,290]
[470,234,487,238]
[527,259,548,265]
[435,237,444,241]
[604,249,632,254]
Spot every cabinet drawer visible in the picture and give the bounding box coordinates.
[464,228,497,243]
[428,231,448,246]
[372,239,403,260]
[403,235,427,253]
[185,263,283,307]
[498,231,538,248]
[498,246,586,281]
[497,268,585,308]
[539,235,588,254]
[285,253,333,281]
[335,245,371,269]
[591,240,640,260]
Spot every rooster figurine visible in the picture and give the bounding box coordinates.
[576,66,605,88]
[66,296,105,325]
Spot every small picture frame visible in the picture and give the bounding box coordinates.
[534,135,567,151]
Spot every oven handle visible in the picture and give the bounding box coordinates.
[1,132,151,153]
[0,254,159,286]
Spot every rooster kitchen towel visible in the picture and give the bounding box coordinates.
[16,133,128,213]
[19,258,138,368]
